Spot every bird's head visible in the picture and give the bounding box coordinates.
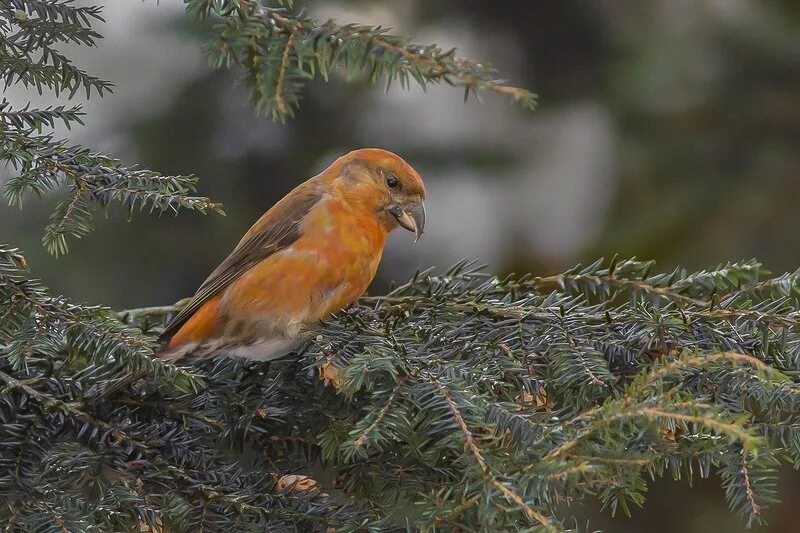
[328,148,426,241]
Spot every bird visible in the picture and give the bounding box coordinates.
[156,147,426,363]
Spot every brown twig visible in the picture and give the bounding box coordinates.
[739,447,762,517]
[354,377,406,448]
[430,376,555,530]
[252,6,533,106]
[273,30,295,116]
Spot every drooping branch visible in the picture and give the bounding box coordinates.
[191,0,536,122]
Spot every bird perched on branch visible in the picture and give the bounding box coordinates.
[158,148,426,362]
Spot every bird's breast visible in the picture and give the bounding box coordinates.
[220,197,388,336]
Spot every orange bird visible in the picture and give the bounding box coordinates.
[158,148,426,362]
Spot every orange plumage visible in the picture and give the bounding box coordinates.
[158,148,426,362]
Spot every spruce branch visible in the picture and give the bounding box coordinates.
[0,245,202,392]
[190,0,537,122]
[430,375,556,531]
[2,128,224,255]
[4,0,800,528]
[352,376,406,450]
[0,101,85,132]
[272,29,295,119]
[0,0,110,98]
[6,254,800,528]
[1,3,222,256]
[0,369,151,454]
[720,446,779,526]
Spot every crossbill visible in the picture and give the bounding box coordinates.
[158,148,426,362]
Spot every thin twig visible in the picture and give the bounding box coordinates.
[430,376,555,530]
[739,447,762,517]
[111,397,224,429]
[354,376,406,447]
[430,493,482,528]
[274,30,295,116]
[0,370,151,453]
[252,6,533,105]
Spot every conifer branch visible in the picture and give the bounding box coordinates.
[739,448,761,518]
[4,0,799,528]
[430,376,555,530]
[0,369,151,453]
[190,0,536,121]
[273,30,295,119]
[635,408,756,448]
[353,376,405,448]
[5,252,800,528]
[1,2,222,256]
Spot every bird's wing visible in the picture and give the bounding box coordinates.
[158,184,324,345]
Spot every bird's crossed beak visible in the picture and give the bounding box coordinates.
[389,202,426,242]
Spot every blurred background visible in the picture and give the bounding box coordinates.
[2,0,799,530]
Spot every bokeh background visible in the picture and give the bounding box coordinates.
[3,0,799,530]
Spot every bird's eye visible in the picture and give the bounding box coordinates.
[386,174,399,188]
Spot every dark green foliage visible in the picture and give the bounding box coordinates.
[1,0,222,256]
[4,254,800,530]
[2,126,224,256]
[0,0,109,98]
[0,245,379,531]
[3,0,800,530]
[188,0,536,122]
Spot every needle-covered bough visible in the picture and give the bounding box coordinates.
[3,250,800,530]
